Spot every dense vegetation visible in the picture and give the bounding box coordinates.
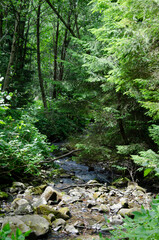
[0,0,159,239]
[0,0,159,184]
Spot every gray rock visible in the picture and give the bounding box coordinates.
[109,214,123,225]
[52,218,66,228]
[11,198,33,215]
[118,207,140,217]
[65,224,79,234]
[41,186,62,203]
[12,182,25,189]
[110,203,122,213]
[19,215,50,236]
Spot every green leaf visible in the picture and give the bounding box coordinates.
[144,168,152,177]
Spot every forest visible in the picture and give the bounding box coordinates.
[0,0,159,239]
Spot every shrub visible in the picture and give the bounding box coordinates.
[0,223,31,240]
[100,196,159,240]
[0,81,50,179]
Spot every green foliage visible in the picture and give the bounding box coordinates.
[101,196,159,240]
[30,98,89,141]
[0,86,50,179]
[132,150,159,177]
[0,223,31,240]
[117,143,147,155]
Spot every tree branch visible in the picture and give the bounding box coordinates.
[40,149,81,164]
[44,0,77,38]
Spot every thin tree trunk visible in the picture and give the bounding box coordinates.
[59,12,71,81]
[37,1,47,109]
[53,18,59,98]
[2,14,19,91]
[117,94,129,145]
[0,12,3,41]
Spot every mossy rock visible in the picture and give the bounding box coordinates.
[30,184,47,195]
[35,204,58,215]
[0,191,8,199]
[35,205,70,220]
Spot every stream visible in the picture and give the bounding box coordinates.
[53,157,112,190]
[0,146,156,240]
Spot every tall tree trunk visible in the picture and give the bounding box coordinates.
[117,94,129,145]
[0,12,3,41]
[37,1,47,109]
[53,18,59,98]
[59,14,71,82]
[2,14,19,91]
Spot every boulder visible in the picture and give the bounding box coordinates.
[41,186,62,203]
[19,215,50,236]
[35,205,70,220]
[11,198,33,215]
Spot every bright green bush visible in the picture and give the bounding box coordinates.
[100,196,159,240]
[0,81,50,179]
[0,223,31,240]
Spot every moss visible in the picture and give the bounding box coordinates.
[0,191,8,199]
[35,205,58,215]
[31,184,47,195]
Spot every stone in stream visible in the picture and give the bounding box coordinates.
[65,224,79,234]
[19,215,50,236]
[52,218,66,231]
[11,198,33,215]
[33,186,62,207]
[35,204,70,220]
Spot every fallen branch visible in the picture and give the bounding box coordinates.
[40,149,81,164]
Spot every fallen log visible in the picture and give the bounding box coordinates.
[39,149,81,164]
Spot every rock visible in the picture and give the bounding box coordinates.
[65,224,79,234]
[109,215,123,225]
[86,180,100,185]
[110,203,122,213]
[35,204,58,215]
[96,193,107,203]
[41,186,62,203]
[12,182,25,190]
[30,185,47,195]
[69,189,83,198]
[1,216,31,234]
[32,196,47,207]
[48,213,56,222]
[57,207,71,220]
[35,205,70,220]
[0,191,8,199]
[87,200,96,208]
[98,204,109,213]
[93,192,102,199]
[11,198,33,215]
[52,218,66,228]
[118,207,141,217]
[19,215,50,236]
[60,195,81,205]
[119,197,128,208]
